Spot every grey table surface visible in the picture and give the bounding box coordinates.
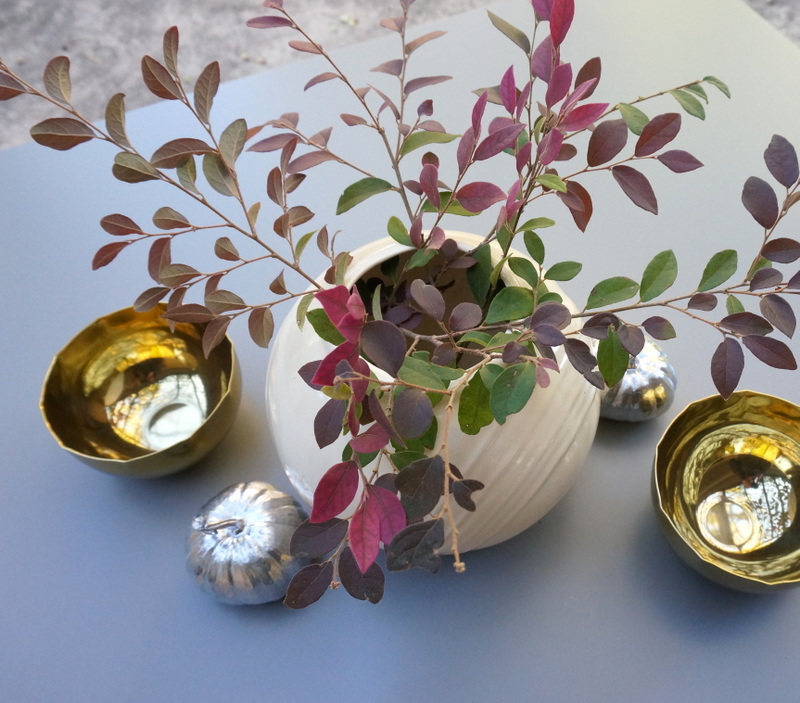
[2,0,800,700]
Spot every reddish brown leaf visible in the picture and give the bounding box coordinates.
[575,57,602,99]
[634,113,681,157]
[205,289,247,313]
[558,180,593,231]
[194,61,220,124]
[202,316,231,358]
[147,238,171,282]
[162,26,180,76]
[711,337,744,399]
[340,113,368,127]
[100,213,143,236]
[159,263,200,287]
[284,561,333,609]
[133,286,169,312]
[214,236,240,261]
[611,165,658,214]
[161,303,215,323]
[245,15,293,29]
[0,73,28,100]
[30,117,94,151]
[404,30,446,54]
[657,149,703,173]
[152,206,189,230]
[742,176,779,229]
[43,56,71,105]
[248,133,296,153]
[304,71,339,90]
[288,40,322,54]
[92,241,129,270]
[141,55,182,100]
[151,138,214,168]
[287,150,337,173]
[248,307,275,348]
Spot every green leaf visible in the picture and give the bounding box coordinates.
[640,249,678,302]
[294,230,316,262]
[219,118,247,166]
[490,362,536,425]
[202,152,237,196]
[104,93,131,149]
[466,244,493,305]
[684,83,708,102]
[458,373,494,435]
[400,131,459,156]
[618,103,649,135]
[669,89,705,120]
[421,191,479,217]
[306,308,345,346]
[407,248,437,270]
[484,286,534,324]
[508,257,539,288]
[387,216,412,246]
[698,249,738,292]
[295,292,315,329]
[398,356,447,392]
[545,261,582,281]
[487,11,531,53]
[517,217,556,232]
[597,329,630,387]
[703,75,731,98]
[586,276,639,309]
[726,294,745,314]
[336,178,393,214]
[534,174,568,193]
[176,155,199,193]
[457,331,492,347]
[523,230,545,265]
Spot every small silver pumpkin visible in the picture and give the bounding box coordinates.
[600,338,677,422]
[187,481,309,605]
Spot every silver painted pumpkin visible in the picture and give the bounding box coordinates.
[600,339,677,422]
[187,481,309,605]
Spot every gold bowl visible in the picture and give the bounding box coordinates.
[653,390,800,592]
[41,304,241,478]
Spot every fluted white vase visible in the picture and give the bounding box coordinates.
[265,232,600,554]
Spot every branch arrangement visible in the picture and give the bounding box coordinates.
[2,0,799,608]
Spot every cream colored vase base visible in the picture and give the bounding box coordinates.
[265,233,600,554]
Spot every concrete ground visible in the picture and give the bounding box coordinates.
[0,0,798,150]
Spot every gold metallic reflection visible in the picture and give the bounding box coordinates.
[41,305,241,477]
[654,391,800,592]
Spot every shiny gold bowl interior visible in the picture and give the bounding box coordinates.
[41,304,241,477]
[654,390,800,591]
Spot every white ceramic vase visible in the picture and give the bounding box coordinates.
[265,232,600,554]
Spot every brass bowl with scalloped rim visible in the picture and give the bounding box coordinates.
[653,390,800,592]
[41,304,241,477]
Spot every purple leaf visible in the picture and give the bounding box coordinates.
[455,181,506,213]
[531,35,555,82]
[290,518,348,558]
[315,285,350,325]
[742,335,797,370]
[449,302,483,331]
[760,294,796,337]
[688,292,718,311]
[396,456,445,520]
[385,519,444,573]
[247,132,296,153]
[762,237,800,264]
[311,460,359,523]
[284,561,333,609]
[564,338,597,374]
[457,126,477,173]
[538,128,564,166]
[404,75,451,96]
[419,162,440,209]
[549,0,575,46]
[711,337,744,399]
[531,0,552,20]
[546,62,572,108]
[581,312,619,339]
[360,320,406,376]
[742,176,779,229]
[560,77,598,116]
[533,324,566,346]
[634,113,681,157]
[558,180,593,231]
[719,311,773,336]
[530,302,572,329]
[245,15,293,28]
[314,398,346,448]
[559,102,609,132]
[586,119,628,167]
[304,72,339,90]
[371,59,403,76]
[611,165,658,214]
[474,123,525,161]
[287,150,337,173]
[657,149,704,173]
[499,65,517,114]
[764,134,799,188]
[749,267,782,291]
[472,91,489,135]
[452,479,484,512]
[410,279,446,320]
[418,99,434,117]
[618,324,645,357]
[349,496,382,573]
[392,388,434,440]
[338,546,385,603]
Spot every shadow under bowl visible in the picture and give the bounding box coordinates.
[653,390,800,592]
[41,304,241,478]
